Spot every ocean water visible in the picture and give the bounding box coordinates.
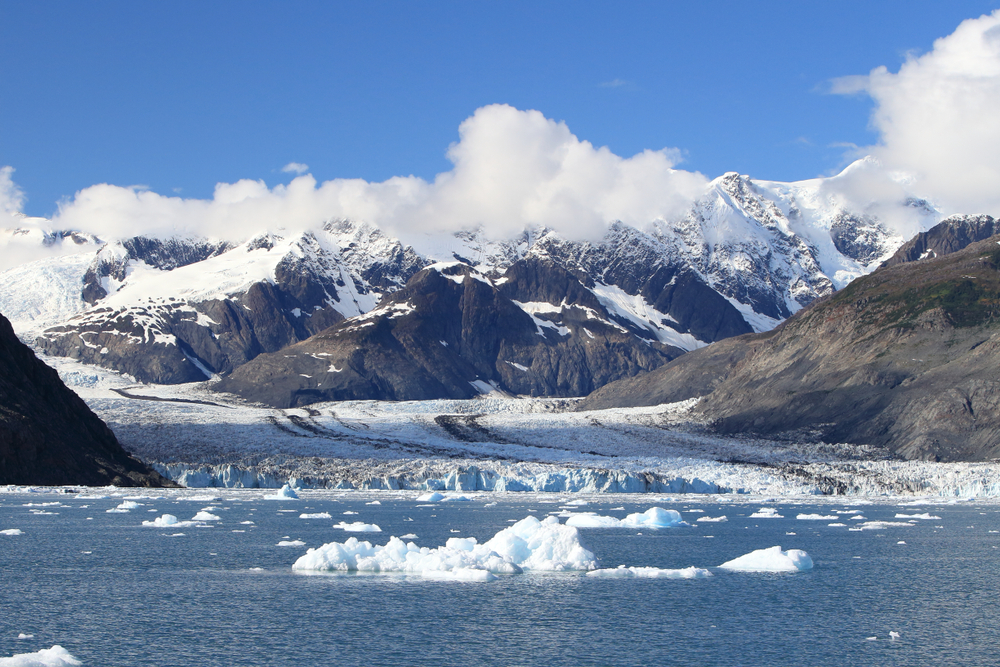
[2,491,999,667]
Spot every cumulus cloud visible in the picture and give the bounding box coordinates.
[0,166,26,226]
[281,162,309,174]
[832,9,1000,216]
[42,104,707,243]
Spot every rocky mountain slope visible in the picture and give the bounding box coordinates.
[584,232,1000,462]
[0,310,170,486]
[215,259,689,406]
[1,159,938,399]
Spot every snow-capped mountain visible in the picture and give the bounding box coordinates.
[0,159,945,397]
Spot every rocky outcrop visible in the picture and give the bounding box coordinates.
[881,214,1000,267]
[0,310,171,486]
[582,235,1000,462]
[214,260,684,407]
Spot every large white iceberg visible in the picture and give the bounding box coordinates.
[719,546,813,572]
[335,522,382,533]
[565,507,687,529]
[0,645,81,666]
[293,515,598,576]
[264,484,299,500]
[586,566,712,579]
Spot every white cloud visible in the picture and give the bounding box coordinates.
[833,10,1000,217]
[43,104,707,243]
[282,162,309,174]
[0,166,26,226]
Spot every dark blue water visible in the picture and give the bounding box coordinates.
[2,492,998,666]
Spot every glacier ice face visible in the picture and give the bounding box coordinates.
[718,546,813,573]
[292,515,598,577]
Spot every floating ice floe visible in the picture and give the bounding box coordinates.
[1,529,23,536]
[895,513,941,520]
[141,514,200,528]
[16,635,32,640]
[415,492,471,502]
[278,540,306,547]
[718,546,813,573]
[749,508,784,519]
[697,516,727,523]
[293,516,598,577]
[828,523,847,527]
[858,521,914,530]
[299,513,332,519]
[335,522,382,532]
[191,511,221,521]
[0,645,81,666]
[796,514,837,521]
[586,566,712,579]
[566,507,688,529]
[106,500,141,513]
[264,485,299,500]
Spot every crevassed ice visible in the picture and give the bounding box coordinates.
[718,546,813,572]
[292,515,598,576]
[565,507,688,529]
[0,645,82,667]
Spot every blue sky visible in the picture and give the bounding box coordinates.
[2,1,1000,218]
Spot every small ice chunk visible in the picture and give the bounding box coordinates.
[343,511,358,515]
[749,508,784,519]
[416,492,445,502]
[858,521,914,530]
[1,529,23,536]
[719,546,813,572]
[849,515,868,520]
[399,533,418,540]
[0,645,81,666]
[16,634,33,640]
[106,500,141,513]
[264,485,299,500]
[366,501,381,505]
[796,514,837,521]
[278,540,306,547]
[566,507,687,529]
[586,566,712,579]
[335,522,382,533]
[299,513,332,519]
[697,516,727,523]
[828,523,847,527]
[191,512,221,521]
[895,513,941,520]
[143,514,178,527]
[897,541,906,545]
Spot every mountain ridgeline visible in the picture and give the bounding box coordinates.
[584,220,1000,462]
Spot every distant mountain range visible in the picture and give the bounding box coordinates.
[1,160,943,403]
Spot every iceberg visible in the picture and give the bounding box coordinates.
[293,515,598,576]
[719,546,813,572]
[106,500,141,513]
[300,513,333,519]
[264,484,299,500]
[1,529,23,536]
[142,514,200,528]
[895,513,941,520]
[749,507,784,519]
[278,540,306,547]
[586,566,712,579]
[335,522,382,533]
[565,507,687,529]
[191,511,221,521]
[796,514,837,520]
[415,492,471,502]
[0,645,81,667]
[696,516,727,523]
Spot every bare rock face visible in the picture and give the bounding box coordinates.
[0,311,171,486]
[581,235,1000,462]
[213,259,703,407]
[881,214,1000,267]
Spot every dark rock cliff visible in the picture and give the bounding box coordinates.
[0,311,170,486]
